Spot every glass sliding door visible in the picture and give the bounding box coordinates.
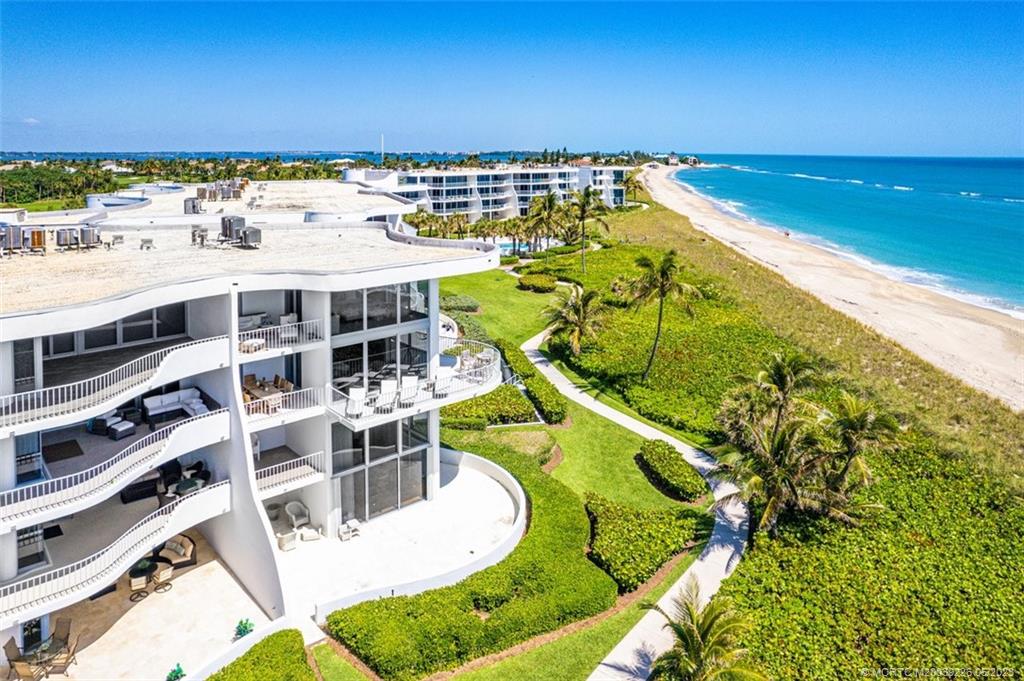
[368,459,399,518]
[399,450,427,506]
[331,290,364,335]
[334,470,367,523]
[366,285,398,329]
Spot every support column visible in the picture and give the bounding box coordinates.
[0,341,13,395]
[33,338,43,390]
[426,409,440,501]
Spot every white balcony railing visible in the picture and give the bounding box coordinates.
[328,337,500,422]
[0,336,228,428]
[237,319,323,354]
[0,409,229,528]
[244,387,323,422]
[0,481,230,624]
[255,451,326,496]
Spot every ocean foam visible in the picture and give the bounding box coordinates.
[671,172,1024,320]
[893,185,914,191]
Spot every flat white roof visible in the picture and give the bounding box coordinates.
[0,224,488,315]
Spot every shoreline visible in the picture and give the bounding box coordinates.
[642,164,1024,411]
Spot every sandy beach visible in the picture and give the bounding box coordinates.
[642,164,1024,411]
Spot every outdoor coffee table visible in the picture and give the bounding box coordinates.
[129,559,158,581]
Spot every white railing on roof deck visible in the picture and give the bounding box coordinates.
[237,319,323,353]
[255,451,326,495]
[0,336,228,428]
[0,409,229,526]
[0,481,230,622]
[244,387,323,421]
[328,336,500,422]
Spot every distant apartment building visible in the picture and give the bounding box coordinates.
[344,164,633,223]
[0,180,526,677]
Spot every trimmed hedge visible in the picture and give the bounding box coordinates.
[522,375,568,424]
[546,243,585,255]
[445,310,491,343]
[526,250,555,260]
[207,629,315,681]
[439,294,481,313]
[499,255,520,266]
[326,437,618,680]
[493,338,568,425]
[586,495,705,593]
[443,417,488,431]
[636,439,707,502]
[440,384,536,425]
[517,273,558,293]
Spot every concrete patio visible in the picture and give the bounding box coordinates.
[273,460,519,630]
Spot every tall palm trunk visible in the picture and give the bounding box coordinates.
[642,295,665,382]
[580,220,587,273]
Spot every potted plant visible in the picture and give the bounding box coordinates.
[234,618,254,640]
[166,663,185,681]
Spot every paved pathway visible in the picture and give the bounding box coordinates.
[520,330,749,681]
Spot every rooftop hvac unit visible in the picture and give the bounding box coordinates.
[221,216,245,240]
[80,226,101,247]
[196,187,208,200]
[240,228,261,248]
[56,228,79,248]
[3,225,21,251]
[191,226,209,246]
[232,189,242,199]
[24,227,46,252]
[220,186,232,200]
[184,197,202,214]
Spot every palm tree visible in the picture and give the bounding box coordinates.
[567,186,609,273]
[824,391,899,491]
[626,250,702,383]
[527,191,560,252]
[742,350,820,438]
[645,577,765,681]
[544,285,605,356]
[622,169,643,202]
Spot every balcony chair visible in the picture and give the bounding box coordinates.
[45,634,80,676]
[285,501,310,530]
[399,376,420,408]
[48,617,71,652]
[272,374,283,389]
[128,575,148,602]
[279,313,299,343]
[375,379,398,414]
[9,662,42,681]
[158,535,197,569]
[152,565,174,593]
[243,374,257,390]
[4,638,23,679]
[345,387,368,420]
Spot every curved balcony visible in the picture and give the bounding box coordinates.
[255,450,327,498]
[0,409,230,532]
[328,337,501,429]
[237,319,324,356]
[0,481,231,628]
[0,336,229,433]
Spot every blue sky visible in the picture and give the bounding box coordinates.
[2,2,1021,155]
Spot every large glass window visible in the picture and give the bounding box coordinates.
[156,303,186,337]
[49,333,75,356]
[367,336,397,381]
[332,343,363,388]
[368,422,398,462]
[366,286,398,329]
[368,460,399,518]
[400,451,427,506]
[402,414,430,451]
[331,290,363,335]
[335,470,366,523]
[122,310,155,343]
[331,422,365,472]
[83,323,116,350]
[399,281,429,323]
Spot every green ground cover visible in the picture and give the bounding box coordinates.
[1,198,84,212]
[440,269,553,346]
[311,643,368,681]
[512,190,1024,675]
[207,629,316,681]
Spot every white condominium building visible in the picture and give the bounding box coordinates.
[0,180,526,678]
[344,164,633,223]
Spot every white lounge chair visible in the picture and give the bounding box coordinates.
[399,375,419,408]
[285,501,310,530]
[346,387,367,419]
[375,379,398,414]
[279,313,299,344]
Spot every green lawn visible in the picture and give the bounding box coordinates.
[312,643,367,681]
[440,269,554,346]
[1,198,83,212]
[459,551,698,681]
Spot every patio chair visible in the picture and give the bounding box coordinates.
[128,574,149,602]
[46,634,80,676]
[4,637,23,679]
[9,662,42,681]
[279,313,299,343]
[152,565,174,593]
[346,519,362,538]
[345,387,367,419]
[375,379,398,414]
[49,617,71,652]
[273,374,283,389]
[285,501,310,530]
[399,375,420,408]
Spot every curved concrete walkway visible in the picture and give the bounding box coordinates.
[520,330,749,681]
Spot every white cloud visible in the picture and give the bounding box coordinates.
[22,117,40,126]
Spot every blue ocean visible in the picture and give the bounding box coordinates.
[674,156,1024,317]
